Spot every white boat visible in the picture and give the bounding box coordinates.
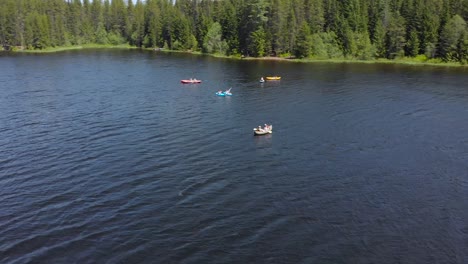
[253,125,273,135]
[181,78,201,84]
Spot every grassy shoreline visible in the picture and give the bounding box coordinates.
[207,53,467,67]
[13,44,136,53]
[6,44,467,67]
[150,49,468,67]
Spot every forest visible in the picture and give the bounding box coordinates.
[1,0,468,64]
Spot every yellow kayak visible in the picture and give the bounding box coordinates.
[265,76,281,80]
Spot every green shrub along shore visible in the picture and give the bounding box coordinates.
[1,0,468,67]
[4,44,133,53]
[5,44,464,68]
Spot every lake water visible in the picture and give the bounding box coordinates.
[1,50,468,263]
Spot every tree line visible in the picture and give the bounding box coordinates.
[1,0,468,64]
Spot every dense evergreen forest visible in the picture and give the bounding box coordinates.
[1,0,468,63]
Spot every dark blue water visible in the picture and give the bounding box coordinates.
[1,50,468,263]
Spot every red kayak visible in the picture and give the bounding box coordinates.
[181,79,202,84]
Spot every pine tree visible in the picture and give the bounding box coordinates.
[373,17,386,58]
[457,31,468,64]
[130,0,145,47]
[144,0,162,48]
[305,0,325,34]
[126,0,134,43]
[439,14,468,61]
[0,0,17,47]
[385,13,406,59]
[267,0,288,55]
[239,0,269,56]
[324,0,340,32]
[172,12,192,50]
[103,0,111,32]
[406,28,420,57]
[67,0,83,45]
[110,0,127,37]
[353,31,375,60]
[294,21,312,58]
[421,3,440,57]
[194,3,213,51]
[285,2,297,55]
[219,0,239,55]
[249,27,267,57]
[203,22,226,54]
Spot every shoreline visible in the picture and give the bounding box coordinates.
[217,55,467,67]
[4,45,467,67]
[6,44,136,53]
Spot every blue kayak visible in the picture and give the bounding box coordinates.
[216,91,225,96]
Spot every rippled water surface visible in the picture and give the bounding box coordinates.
[1,50,468,263]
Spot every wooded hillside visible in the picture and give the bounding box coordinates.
[1,0,468,63]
